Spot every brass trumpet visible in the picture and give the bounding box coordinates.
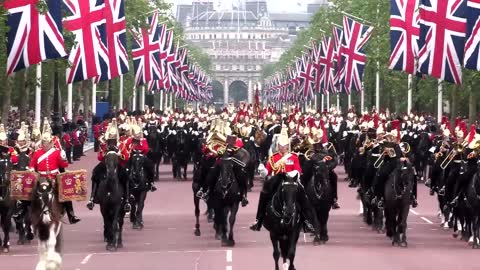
[373,147,396,169]
[440,141,467,170]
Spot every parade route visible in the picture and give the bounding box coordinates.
[3,149,479,270]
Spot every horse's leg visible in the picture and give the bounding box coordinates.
[117,209,125,249]
[112,209,120,251]
[270,233,280,270]
[45,224,62,269]
[137,191,147,229]
[183,163,187,180]
[288,231,300,270]
[194,195,201,236]
[399,201,409,247]
[226,203,239,246]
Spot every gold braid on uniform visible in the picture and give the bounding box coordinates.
[268,153,285,174]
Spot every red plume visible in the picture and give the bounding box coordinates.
[468,124,476,144]
[320,120,328,143]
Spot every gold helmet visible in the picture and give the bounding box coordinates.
[41,117,53,143]
[32,121,41,141]
[277,128,290,148]
[17,122,27,142]
[0,124,7,142]
[105,118,119,140]
[132,121,142,140]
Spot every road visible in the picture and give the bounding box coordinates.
[2,149,479,270]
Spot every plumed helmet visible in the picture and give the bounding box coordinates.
[41,117,53,143]
[0,124,7,142]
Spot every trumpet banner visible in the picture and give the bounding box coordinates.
[57,170,88,202]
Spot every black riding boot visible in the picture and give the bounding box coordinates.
[86,181,98,210]
[411,177,418,208]
[64,201,80,224]
[249,192,270,231]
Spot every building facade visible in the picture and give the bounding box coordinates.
[177,0,328,105]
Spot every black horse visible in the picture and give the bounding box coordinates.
[31,178,63,270]
[414,132,431,181]
[128,150,149,230]
[305,160,333,244]
[384,162,415,247]
[13,149,34,245]
[212,153,247,247]
[466,165,480,248]
[0,157,12,253]
[146,124,164,180]
[263,174,302,270]
[172,130,189,180]
[97,152,126,251]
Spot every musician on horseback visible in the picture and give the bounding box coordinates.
[0,124,18,165]
[27,119,80,224]
[250,129,322,243]
[88,119,131,211]
[372,120,405,209]
[125,123,157,192]
[451,124,480,206]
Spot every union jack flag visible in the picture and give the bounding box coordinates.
[298,55,315,99]
[319,36,336,94]
[464,0,480,71]
[332,25,344,93]
[96,0,128,81]
[418,0,467,84]
[131,12,162,86]
[63,0,108,83]
[339,16,374,93]
[389,0,421,74]
[4,0,67,75]
[311,40,323,94]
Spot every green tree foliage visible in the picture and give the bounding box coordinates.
[265,0,480,120]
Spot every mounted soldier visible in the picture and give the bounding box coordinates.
[27,118,80,224]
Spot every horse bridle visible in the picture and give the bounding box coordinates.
[271,180,298,225]
[37,181,54,217]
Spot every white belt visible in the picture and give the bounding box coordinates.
[453,160,462,164]
[371,153,381,157]
[38,169,59,175]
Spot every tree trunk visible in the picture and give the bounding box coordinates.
[469,87,477,124]
[2,75,12,125]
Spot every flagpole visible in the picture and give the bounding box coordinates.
[92,80,97,116]
[314,94,318,111]
[119,74,124,110]
[160,90,164,111]
[170,92,173,109]
[140,85,146,111]
[337,94,340,111]
[321,94,324,112]
[407,74,413,114]
[376,61,380,110]
[437,79,442,123]
[132,86,137,111]
[348,94,351,109]
[35,63,42,124]
[326,92,330,111]
[360,90,365,113]
[67,84,73,120]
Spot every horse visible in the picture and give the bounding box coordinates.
[31,178,63,270]
[466,165,480,248]
[384,161,415,247]
[304,159,333,244]
[0,157,13,253]
[192,156,216,237]
[212,152,248,247]
[414,132,431,182]
[13,149,34,245]
[172,129,189,180]
[127,150,149,230]
[146,124,164,180]
[263,173,302,270]
[165,129,177,164]
[97,151,126,251]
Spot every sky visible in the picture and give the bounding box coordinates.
[165,0,312,14]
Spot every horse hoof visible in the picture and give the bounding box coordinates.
[215,233,222,240]
[17,240,25,245]
[117,243,124,249]
[104,238,108,243]
[3,247,9,253]
[194,229,201,236]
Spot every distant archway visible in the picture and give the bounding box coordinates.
[211,80,224,105]
[229,80,248,105]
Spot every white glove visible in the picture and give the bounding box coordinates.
[144,130,148,136]
[258,163,268,178]
[250,136,254,141]
[61,150,67,160]
[287,170,299,179]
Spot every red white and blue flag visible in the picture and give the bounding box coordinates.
[418,0,467,84]
[131,12,162,86]
[96,0,128,81]
[4,0,67,75]
[464,0,480,71]
[339,16,374,93]
[389,0,421,74]
[332,25,344,93]
[319,36,336,94]
[63,0,109,83]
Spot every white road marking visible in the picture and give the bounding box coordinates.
[226,266,233,270]
[81,254,93,265]
[303,232,307,243]
[226,250,232,263]
[409,209,419,215]
[421,217,434,224]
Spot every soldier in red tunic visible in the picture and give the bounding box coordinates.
[62,122,73,164]
[249,132,321,243]
[28,120,80,224]
[88,119,131,210]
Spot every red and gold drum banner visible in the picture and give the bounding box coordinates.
[57,170,88,202]
[10,171,40,201]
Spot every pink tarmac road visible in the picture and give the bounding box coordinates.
[2,149,479,270]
